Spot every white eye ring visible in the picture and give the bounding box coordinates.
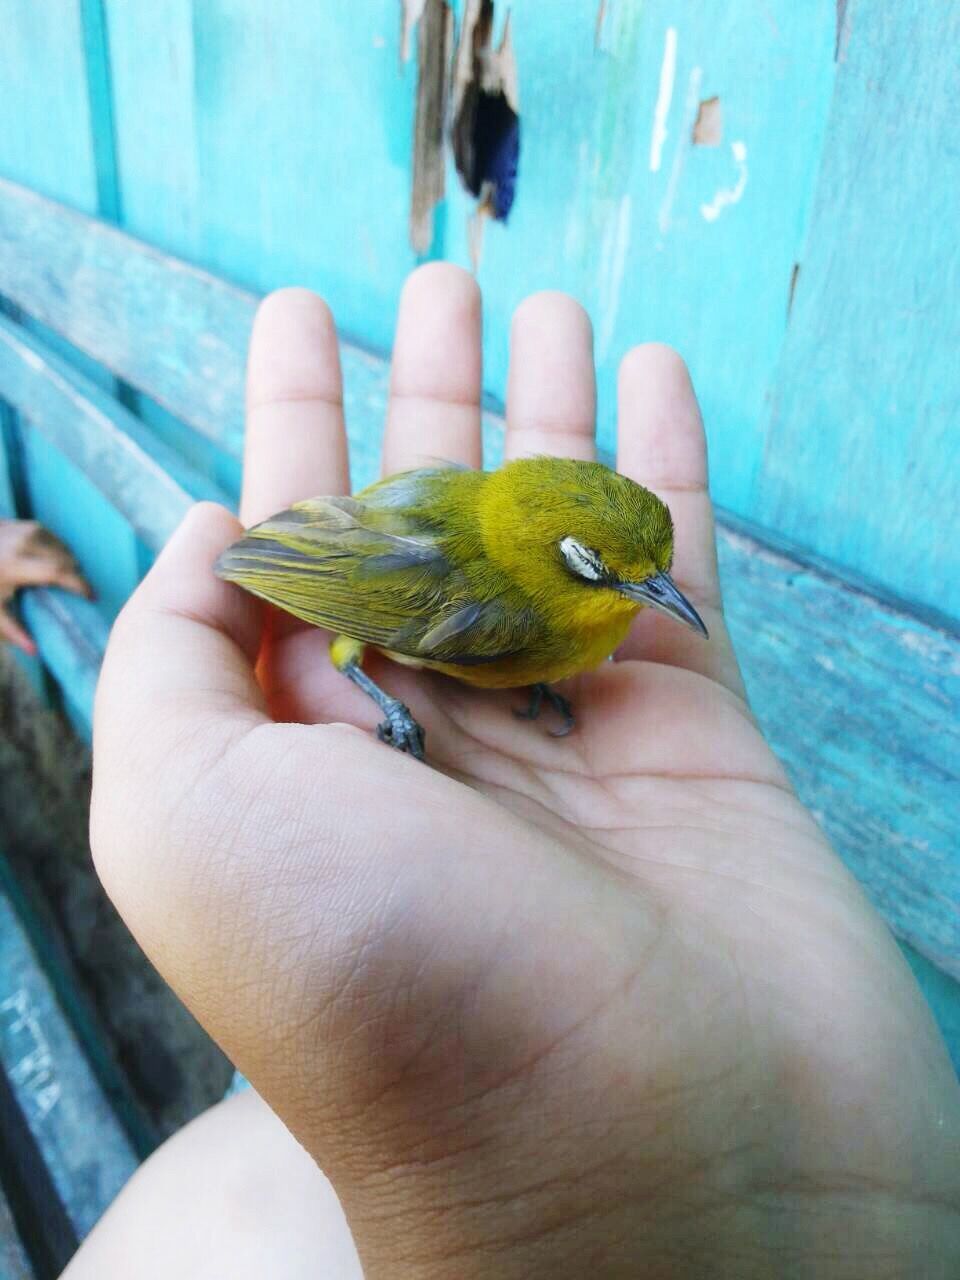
[559,537,605,582]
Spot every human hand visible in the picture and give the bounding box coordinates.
[91,267,960,1278]
[0,518,91,652]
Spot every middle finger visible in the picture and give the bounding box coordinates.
[505,292,597,461]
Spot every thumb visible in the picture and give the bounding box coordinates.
[91,502,269,948]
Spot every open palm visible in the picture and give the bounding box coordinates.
[92,267,959,1278]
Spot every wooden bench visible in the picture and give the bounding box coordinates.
[0,176,957,1269]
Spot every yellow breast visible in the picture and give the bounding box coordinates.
[386,606,636,690]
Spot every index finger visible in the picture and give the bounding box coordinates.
[616,344,745,698]
[242,288,350,527]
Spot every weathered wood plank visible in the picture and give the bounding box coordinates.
[755,0,960,619]
[0,179,255,456]
[715,524,960,979]
[0,315,224,550]
[0,861,138,1241]
[0,2,147,650]
[0,1182,33,1280]
[0,1060,75,1275]
[102,0,421,350]
[19,592,107,741]
[0,2,98,209]
[0,179,413,474]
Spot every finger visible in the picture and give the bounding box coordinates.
[54,571,94,599]
[615,344,745,697]
[0,608,36,654]
[381,263,482,474]
[243,288,349,528]
[505,292,596,461]
[12,555,92,597]
[93,503,268,894]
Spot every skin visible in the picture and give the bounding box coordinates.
[0,519,90,652]
[83,267,960,1278]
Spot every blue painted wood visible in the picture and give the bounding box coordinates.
[0,178,254,455]
[0,180,398,465]
[755,0,960,621]
[0,860,139,1240]
[0,2,98,208]
[0,314,225,548]
[102,0,421,352]
[78,0,124,223]
[0,1185,33,1280]
[715,525,960,980]
[18,593,107,741]
[0,2,144,680]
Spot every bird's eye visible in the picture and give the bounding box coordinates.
[559,537,606,582]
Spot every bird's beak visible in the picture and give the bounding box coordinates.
[619,571,709,638]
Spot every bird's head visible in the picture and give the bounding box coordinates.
[481,457,708,636]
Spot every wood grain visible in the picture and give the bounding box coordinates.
[102,0,420,351]
[0,1178,33,1280]
[756,0,960,618]
[0,314,223,551]
[0,860,138,1242]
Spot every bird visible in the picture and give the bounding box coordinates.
[215,457,708,761]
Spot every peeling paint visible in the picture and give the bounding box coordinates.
[400,0,428,63]
[692,95,722,146]
[657,65,702,234]
[594,0,608,49]
[787,261,801,318]
[648,26,677,172]
[408,0,453,253]
[700,140,748,222]
[835,0,852,61]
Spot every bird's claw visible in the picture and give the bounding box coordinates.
[513,684,575,737]
[377,700,426,761]
[547,691,575,737]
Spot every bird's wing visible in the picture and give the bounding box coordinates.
[215,483,538,663]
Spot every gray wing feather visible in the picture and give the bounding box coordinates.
[215,483,536,662]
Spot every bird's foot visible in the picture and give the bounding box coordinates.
[513,683,575,737]
[376,699,426,760]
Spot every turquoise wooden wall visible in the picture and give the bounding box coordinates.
[1,0,960,619]
[0,0,956,624]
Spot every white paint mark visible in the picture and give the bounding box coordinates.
[372,33,386,50]
[597,193,632,358]
[657,65,702,234]
[648,27,677,172]
[1,988,61,1120]
[401,0,428,63]
[700,140,749,222]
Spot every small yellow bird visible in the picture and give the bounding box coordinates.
[215,457,707,759]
